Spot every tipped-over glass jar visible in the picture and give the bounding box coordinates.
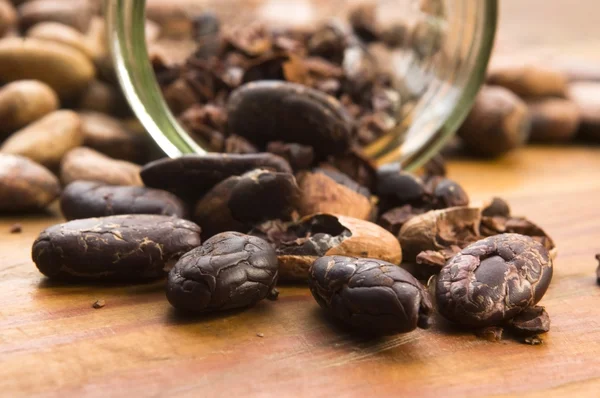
[107,0,496,170]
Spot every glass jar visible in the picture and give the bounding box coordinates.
[106,0,496,170]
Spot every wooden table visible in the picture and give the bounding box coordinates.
[2,145,600,397]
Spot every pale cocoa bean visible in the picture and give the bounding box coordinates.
[18,0,93,32]
[568,81,600,140]
[1,110,82,169]
[527,98,580,143]
[0,1,17,37]
[487,57,568,98]
[27,21,93,58]
[0,37,95,99]
[60,147,142,186]
[0,80,59,137]
[0,153,60,211]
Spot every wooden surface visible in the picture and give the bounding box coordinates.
[4,2,600,397]
[2,145,600,398]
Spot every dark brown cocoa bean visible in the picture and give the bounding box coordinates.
[60,181,188,220]
[227,81,353,155]
[193,169,299,239]
[266,141,315,172]
[32,215,201,281]
[308,255,433,334]
[435,234,553,328]
[140,153,292,201]
[166,232,278,313]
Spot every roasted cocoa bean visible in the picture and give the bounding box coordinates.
[435,234,553,327]
[60,181,188,220]
[32,214,202,280]
[166,232,278,313]
[140,153,292,201]
[193,169,299,239]
[308,255,433,334]
[227,81,353,155]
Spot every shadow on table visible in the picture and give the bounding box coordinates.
[36,277,166,295]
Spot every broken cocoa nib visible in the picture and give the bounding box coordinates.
[506,306,551,336]
[194,169,299,239]
[399,207,481,263]
[251,213,401,282]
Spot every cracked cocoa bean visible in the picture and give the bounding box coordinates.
[399,207,481,263]
[435,234,553,328]
[60,181,188,220]
[140,153,292,201]
[308,255,433,334]
[32,215,202,281]
[166,232,278,313]
[252,213,401,282]
[480,215,556,259]
[194,169,299,239]
[0,153,60,212]
[296,171,373,220]
[378,205,425,236]
[596,254,600,285]
[226,81,353,155]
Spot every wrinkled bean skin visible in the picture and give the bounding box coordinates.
[227,81,353,155]
[194,169,299,239]
[436,234,553,328]
[140,153,292,201]
[309,256,433,335]
[60,181,189,220]
[32,215,202,281]
[166,232,278,313]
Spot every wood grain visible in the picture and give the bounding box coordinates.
[1,145,600,397]
[3,1,600,396]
